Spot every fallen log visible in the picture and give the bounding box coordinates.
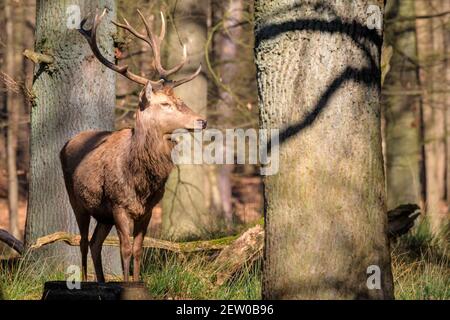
[29,231,236,253]
[212,225,264,285]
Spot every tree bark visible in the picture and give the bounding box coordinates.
[5,0,20,240]
[384,0,422,209]
[415,0,448,234]
[25,0,121,274]
[255,0,394,299]
[161,0,212,240]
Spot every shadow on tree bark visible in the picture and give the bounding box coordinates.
[255,17,382,148]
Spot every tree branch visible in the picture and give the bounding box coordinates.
[0,229,24,254]
[23,49,54,64]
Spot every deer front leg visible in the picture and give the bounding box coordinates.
[113,208,132,282]
[132,213,152,281]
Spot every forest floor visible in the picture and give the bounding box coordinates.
[0,174,448,300]
[0,222,449,300]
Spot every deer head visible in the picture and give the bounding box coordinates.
[79,9,207,139]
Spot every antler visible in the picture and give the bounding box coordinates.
[113,10,202,88]
[79,9,162,87]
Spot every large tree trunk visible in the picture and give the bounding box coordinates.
[415,0,448,234]
[25,0,121,274]
[255,0,394,299]
[383,0,422,209]
[161,0,212,240]
[5,0,20,239]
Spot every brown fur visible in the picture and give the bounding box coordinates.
[60,84,205,282]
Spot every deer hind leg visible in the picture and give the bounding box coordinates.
[113,208,132,282]
[74,211,90,282]
[132,213,152,281]
[89,222,113,283]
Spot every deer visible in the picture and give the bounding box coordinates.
[59,9,206,283]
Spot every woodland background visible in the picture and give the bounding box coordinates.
[0,0,448,299]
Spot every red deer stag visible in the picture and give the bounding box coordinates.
[60,9,206,282]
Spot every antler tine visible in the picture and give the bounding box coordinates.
[136,10,188,79]
[159,11,166,41]
[79,9,155,87]
[168,65,202,88]
[112,17,152,48]
[136,9,165,76]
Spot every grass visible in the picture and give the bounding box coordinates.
[391,220,449,300]
[141,250,261,299]
[0,252,66,300]
[0,222,448,300]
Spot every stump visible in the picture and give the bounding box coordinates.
[42,281,152,300]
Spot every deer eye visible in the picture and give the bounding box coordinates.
[161,103,172,108]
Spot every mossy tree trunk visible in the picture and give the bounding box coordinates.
[161,0,212,240]
[383,0,423,209]
[255,0,394,299]
[25,0,121,274]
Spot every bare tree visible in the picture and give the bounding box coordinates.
[255,0,394,299]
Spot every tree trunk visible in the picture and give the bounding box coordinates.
[415,0,448,234]
[25,0,121,274]
[20,0,35,186]
[5,0,20,239]
[210,0,245,226]
[255,0,394,299]
[445,1,450,221]
[384,0,422,209]
[161,0,212,240]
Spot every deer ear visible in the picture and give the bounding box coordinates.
[144,82,153,99]
[139,82,153,110]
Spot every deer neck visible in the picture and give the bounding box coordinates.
[128,112,174,186]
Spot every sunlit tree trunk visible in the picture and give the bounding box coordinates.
[444,0,450,218]
[255,0,393,299]
[384,0,422,209]
[161,0,212,240]
[415,0,448,234]
[5,0,20,239]
[25,0,121,273]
